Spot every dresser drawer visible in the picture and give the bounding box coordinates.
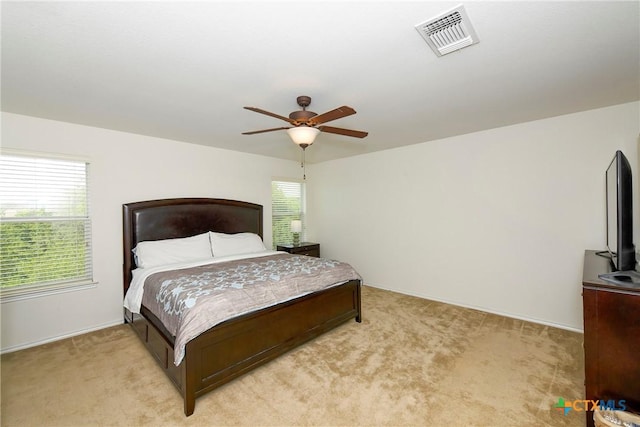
[277,243,320,258]
[295,247,320,257]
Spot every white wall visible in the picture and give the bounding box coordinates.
[3,102,638,350]
[307,101,640,331]
[0,112,301,352]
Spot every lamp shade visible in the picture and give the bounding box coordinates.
[291,220,302,233]
[287,127,320,146]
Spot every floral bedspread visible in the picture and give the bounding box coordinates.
[141,253,361,365]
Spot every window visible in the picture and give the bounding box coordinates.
[0,152,93,297]
[271,180,305,248]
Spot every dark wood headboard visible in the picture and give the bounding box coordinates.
[122,198,263,294]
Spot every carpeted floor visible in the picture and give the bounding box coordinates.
[1,286,585,426]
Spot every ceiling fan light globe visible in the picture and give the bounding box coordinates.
[287,127,320,147]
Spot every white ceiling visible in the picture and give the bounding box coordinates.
[2,1,639,163]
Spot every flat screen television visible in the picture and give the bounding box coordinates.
[605,150,636,271]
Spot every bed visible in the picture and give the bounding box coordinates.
[122,198,362,416]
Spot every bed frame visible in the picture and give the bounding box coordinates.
[122,198,361,416]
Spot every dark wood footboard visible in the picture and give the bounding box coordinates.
[126,279,361,416]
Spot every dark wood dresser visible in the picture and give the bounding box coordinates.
[277,242,320,257]
[582,250,640,426]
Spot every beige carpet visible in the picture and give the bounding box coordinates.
[1,286,585,426]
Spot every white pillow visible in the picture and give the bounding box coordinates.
[133,232,213,268]
[210,232,266,257]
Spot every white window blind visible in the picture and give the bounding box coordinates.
[0,153,93,297]
[271,180,305,247]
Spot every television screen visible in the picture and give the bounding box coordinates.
[606,155,618,259]
[605,150,635,271]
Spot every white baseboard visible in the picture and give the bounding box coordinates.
[365,284,584,334]
[0,319,124,355]
[2,286,583,355]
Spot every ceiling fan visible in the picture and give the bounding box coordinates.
[242,95,368,148]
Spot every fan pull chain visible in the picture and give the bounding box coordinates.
[301,147,306,180]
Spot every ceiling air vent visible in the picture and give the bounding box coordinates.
[415,5,479,57]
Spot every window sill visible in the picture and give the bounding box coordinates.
[1,281,98,303]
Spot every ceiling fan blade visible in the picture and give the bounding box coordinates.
[244,106,295,124]
[308,106,356,125]
[318,125,368,139]
[242,127,290,135]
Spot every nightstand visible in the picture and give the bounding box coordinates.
[277,242,320,258]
